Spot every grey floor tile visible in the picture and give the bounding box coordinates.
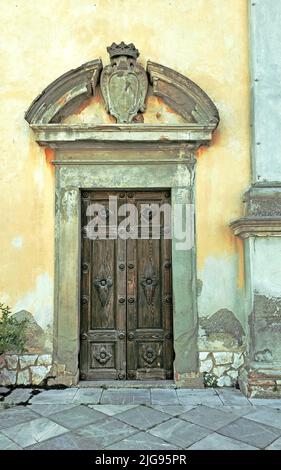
[0,433,22,450]
[89,405,138,416]
[176,389,222,407]
[116,405,170,430]
[30,388,78,404]
[4,389,33,405]
[105,431,180,450]
[176,389,218,398]
[266,436,281,450]
[249,398,281,409]
[149,405,195,416]
[180,405,239,430]
[73,388,102,404]
[151,389,179,405]
[2,417,68,448]
[216,389,251,405]
[28,432,99,450]
[76,416,137,448]
[100,389,151,405]
[209,405,255,417]
[149,417,211,449]
[0,406,39,430]
[218,417,281,449]
[49,405,105,430]
[245,407,281,429]
[188,432,258,450]
[27,404,77,417]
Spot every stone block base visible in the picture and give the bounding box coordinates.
[239,363,281,398]
[174,372,204,388]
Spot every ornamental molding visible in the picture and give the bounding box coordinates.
[230,216,281,239]
[25,42,219,147]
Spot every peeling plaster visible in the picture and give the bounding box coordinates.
[13,273,53,329]
[252,238,281,298]
[197,255,245,326]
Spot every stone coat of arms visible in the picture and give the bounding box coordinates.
[100,42,148,123]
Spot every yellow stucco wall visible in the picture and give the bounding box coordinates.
[0,0,250,333]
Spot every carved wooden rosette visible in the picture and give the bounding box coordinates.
[100,54,148,123]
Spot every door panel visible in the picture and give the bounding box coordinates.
[80,190,173,380]
[80,191,126,380]
[126,191,173,380]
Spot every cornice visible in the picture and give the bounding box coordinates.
[230,216,281,239]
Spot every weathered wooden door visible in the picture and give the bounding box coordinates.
[80,190,173,380]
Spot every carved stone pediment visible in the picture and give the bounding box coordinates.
[25,42,219,146]
[100,42,148,123]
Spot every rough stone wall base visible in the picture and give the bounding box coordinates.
[0,354,52,386]
[199,351,245,387]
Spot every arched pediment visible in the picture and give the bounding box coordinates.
[25,43,219,145]
[147,61,219,127]
[25,59,103,125]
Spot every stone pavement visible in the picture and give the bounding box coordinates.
[0,387,281,450]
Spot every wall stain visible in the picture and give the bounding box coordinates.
[200,308,245,347]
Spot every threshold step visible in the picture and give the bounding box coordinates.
[78,380,176,389]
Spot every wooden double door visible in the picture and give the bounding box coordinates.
[80,190,173,380]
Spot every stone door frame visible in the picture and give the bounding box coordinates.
[25,55,219,387]
[53,144,199,387]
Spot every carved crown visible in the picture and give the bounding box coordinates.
[107,41,140,59]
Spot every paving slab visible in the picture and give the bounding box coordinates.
[151,389,179,405]
[0,432,22,450]
[245,407,281,429]
[209,405,255,417]
[249,398,281,409]
[188,432,258,450]
[149,417,211,449]
[89,404,138,416]
[2,417,68,448]
[149,405,195,416]
[0,406,39,430]
[27,404,77,417]
[176,389,223,406]
[180,405,239,431]
[76,416,137,448]
[105,431,180,450]
[115,405,170,430]
[216,389,251,405]
[4,388,33,405]
[49,405,105,430]
[100,389,151,405]
[30,388,78,404]
[28,432,100,450]
[266,436,281,450]
[0,387,9,395]
[72,388,102,404]
[218,417,281,449]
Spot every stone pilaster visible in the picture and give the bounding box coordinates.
[230,1,281,397]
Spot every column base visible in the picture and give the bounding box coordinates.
[239,363,281,398]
